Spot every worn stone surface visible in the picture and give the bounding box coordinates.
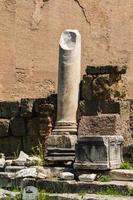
[78,114,122,136]
[44,193,133,200]
[27,117,40,136]
[109,169,133,181]
[82,73,127,101]
[0,189,20,199]
[0,119,10,137]
[22,186,38,200]
[78,174,97,182]
[74,136,124,170]
[36,179,133,193]
[5,166,27,173]
[0,137,22,156]
[0,101,20,118]
[10,117,26,136]
[59,172,74,180]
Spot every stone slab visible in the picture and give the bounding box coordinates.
[78,174,97,182]
[36,179,133,193]
[0,101,20,119]
[74,136,124,170]
[86,65,127,75]
[10,117,26,136]
[59,172,74,180]
[109,169,133,181]
[78,114,122,136]
[5,166,27,173]
[45,193,133,200]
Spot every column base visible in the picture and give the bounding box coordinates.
[45,130,77,166]
[53,122,77,134]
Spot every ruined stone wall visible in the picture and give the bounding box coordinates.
[1,0,133,100]
[0,96,56,156]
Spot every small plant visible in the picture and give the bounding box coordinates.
[97,187,124,196]
[98,175,112,182]
[32,140,45,166]
[38,192,51,200]
[79,191,87,197]
[120,161,133,170]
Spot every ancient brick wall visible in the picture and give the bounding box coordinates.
[0,0,133,99]
[0,96,56,156]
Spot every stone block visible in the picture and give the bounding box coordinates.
[5,166,27,173]
[34,98,55,116]
[0,101,20,119]
[27,118,40,136]
[0,137,22,156]
[23,136,41,154]
[10,117,26,136]
[46,134,77,165]
[20,98,35,117]
[59,172,74,180]
[78,174,97,182]
[80,100,130,119]
[74,136,124,170]
[0,119,10,137]
[109,169,133,181]
[46,134,77,149]
[86,65,127,75]
[82,73,127,101]
[78,114,122,136]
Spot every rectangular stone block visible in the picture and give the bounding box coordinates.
[27,118,40,136]
[74,136,124,170]
[0,119,10,137]
[78,114,122,136]
[23,136,42,154]
[0,101,20,119]
[86,65,127,75]
[10,117,26,136]
[20,98,35,117]
[79,100,130,120]
[0,137,22,156]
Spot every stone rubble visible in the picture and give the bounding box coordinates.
[78,174,97,182]
[59,172,74,180]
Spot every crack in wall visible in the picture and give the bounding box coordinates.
[31,0,90,30]
[74,0,90,25]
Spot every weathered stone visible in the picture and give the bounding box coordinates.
[78,114,122,136]
[20,98,35,117]
[44,193,133,200]
[5,166,27,173]
[34,99,55,116]
[0,101,20,119]
[79,100,130,117]
[74,136,124,170]
[0,137,22,156]
[10,117,26,136]
[0,119,10,137]
[46,134,77,149]
[23,136,41,153]
[27,118,40,136]
[78,174,97,182]
[86,65,127,75]
[22,186,38,200]
[37,179,133,194]
[15,167,50,179]
[82,73,127,101]
[0,154,5,169]
[46,134,77,164]
[59,172,74,180]
[109,169,133,181]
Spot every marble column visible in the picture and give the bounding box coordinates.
[46,30,81,165]
[54,29,81,133]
